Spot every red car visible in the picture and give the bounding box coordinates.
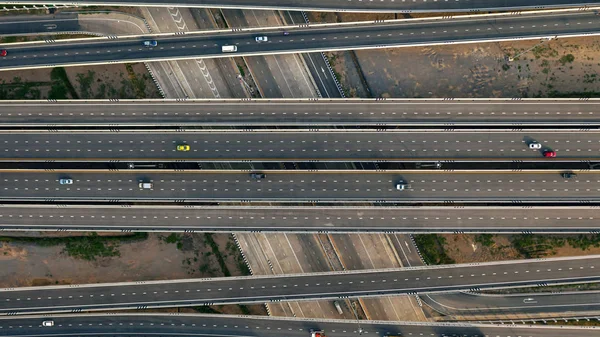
[543,150,556,158]
[0,50,6,57]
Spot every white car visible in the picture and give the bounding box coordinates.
[396,181,411,191]
[59,178,73,185]
[255,36,268,42]
[529,142,542,149]
[42,320,54,327]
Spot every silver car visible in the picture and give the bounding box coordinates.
[59,178,73,185]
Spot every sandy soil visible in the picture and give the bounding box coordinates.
[0,233,243,287]
[441,234,600,264]
[0,63,161,99]
[357,36,600,98]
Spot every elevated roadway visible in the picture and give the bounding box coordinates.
[423,290,600,319]
[0,255,598,314]
[4,0,600,12]
[1,313,598,337]
[0,130,595,162]
[2,171,600,202]
[1,11,600,71]
[1,204,599,233]
[3,99,600,126]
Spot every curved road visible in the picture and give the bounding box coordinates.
[424,291,600,319]
[1,204,600,233]
[1,11,600,70]
[1,313,598,337]
[2,171,600,202]
[0,255,599,314]
[0,130,595,162]
[3,99,600,126]
[5,0,600,12]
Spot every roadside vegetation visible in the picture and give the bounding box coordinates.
[0,232,147,261]
[413,234,455,265]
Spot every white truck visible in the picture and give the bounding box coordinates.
[222,45,237,52]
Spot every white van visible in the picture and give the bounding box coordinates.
[222,45,237,52]
[139,182,153,189]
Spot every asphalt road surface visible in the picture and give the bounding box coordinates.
[424,290,600,318]
[2,11,600,70]
[0,13,80,36]
[0,130,596,162]
[1,313,597,337]
[1,204,599,233]
[2,171,600,202]
[4,99,600,126]
[5,0,599,12]
[0,255,599,314]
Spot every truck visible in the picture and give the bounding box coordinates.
[311,330,326,337]
[222,45,237,52]
[333,301,344,315]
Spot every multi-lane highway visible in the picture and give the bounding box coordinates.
[1,171,600,202]
[1,204,600,233]
[0,255,598,314]
[5,0,600,12]
[2,313,599,337]
[0,130,595,162]
[3,99,600,126]
[1,11,600,70]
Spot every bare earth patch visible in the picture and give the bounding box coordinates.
[440,234,600,264]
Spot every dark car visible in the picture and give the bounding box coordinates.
[543,150,556,158]
[561,172,577,179]
[250,173,266,180]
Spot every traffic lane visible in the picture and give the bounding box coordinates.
[1,205,599,233]
[2,314,596,337]
[3,0,599,12]
[3,100,600,126]
[0,131,598,161]
[4,172,600,201]
[2,11,600,69]
[0,13,80,35]
[424,291,600,316]
[0,256,599,313]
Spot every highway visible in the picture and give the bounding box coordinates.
[424,290,600,319]
[2,171,600,202]
[0,130,596,162]
[2,204,600,233]
[6,0,600,12]
[0,255,599,314]
[2,11,600,70]
[4,99,600,126]
[0,13,80,36]
[2,313,599,337]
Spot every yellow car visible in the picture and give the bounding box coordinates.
[176,144,190,152]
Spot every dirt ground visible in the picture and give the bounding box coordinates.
[0,63,161,99]
[308,11,600,98]
[440,234,600,264]
[0,233,245,286]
